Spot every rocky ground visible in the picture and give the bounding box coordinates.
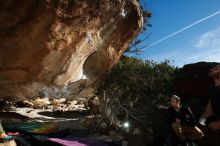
[0,97,145,146]
[1,97,219,146]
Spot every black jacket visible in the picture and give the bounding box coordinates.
[208,86,220,119]
[168,105,196,127]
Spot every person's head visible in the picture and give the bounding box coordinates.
[170,95,180,108]
[209,65,220,80]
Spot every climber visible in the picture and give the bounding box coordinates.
[168,95,203,145]
[200,65,220,131]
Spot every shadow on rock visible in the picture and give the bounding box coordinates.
[37,110,89,119]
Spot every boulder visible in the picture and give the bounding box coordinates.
[174,62,220,103]
[0,0,143,101]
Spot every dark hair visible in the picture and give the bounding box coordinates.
[170,95,180,102]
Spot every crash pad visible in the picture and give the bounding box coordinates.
[48,136,108,146]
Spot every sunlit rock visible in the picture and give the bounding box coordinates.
[0,0,143,101]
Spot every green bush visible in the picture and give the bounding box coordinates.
[98,56,177,127]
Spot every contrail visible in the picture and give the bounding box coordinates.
[146,10,220,49]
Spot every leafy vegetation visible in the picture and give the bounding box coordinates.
[125,0,152,55]
[98,56,177,127]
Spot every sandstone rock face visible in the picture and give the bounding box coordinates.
[0,0,143,101]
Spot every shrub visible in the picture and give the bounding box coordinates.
[98,56,177,128]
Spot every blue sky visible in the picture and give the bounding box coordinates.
[134,0,220,67]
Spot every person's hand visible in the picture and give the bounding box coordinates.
[0,133,7,138]
[199,117,206,126]
[175,118,181,124]
[209,120,220,131]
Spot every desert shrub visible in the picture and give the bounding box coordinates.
[98,56,177,128]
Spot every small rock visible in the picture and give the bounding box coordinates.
[67,100,78,109]
[77,98,87,104]
[97,135,112,142]
[77,104,85,108]
[51,98,66,106]
[132,128,141,135]
[110,131,124,142]
[82,118,93,128]
[15,100,34,108]
[9,106,17,111]
[88,96,100,115]
[33,97,50,107]
[0,99,13,111]
[100,122,107,130]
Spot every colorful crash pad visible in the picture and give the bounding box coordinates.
[48,136,108,146]
[6,122,58,134]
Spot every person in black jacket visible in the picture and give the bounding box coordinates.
[168,95,203,143]
[200,65,220,131]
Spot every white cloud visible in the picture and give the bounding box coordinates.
[187,48,220,63]
[195,27,220,49]
[143,27,220,67]
[190,26,220,63]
